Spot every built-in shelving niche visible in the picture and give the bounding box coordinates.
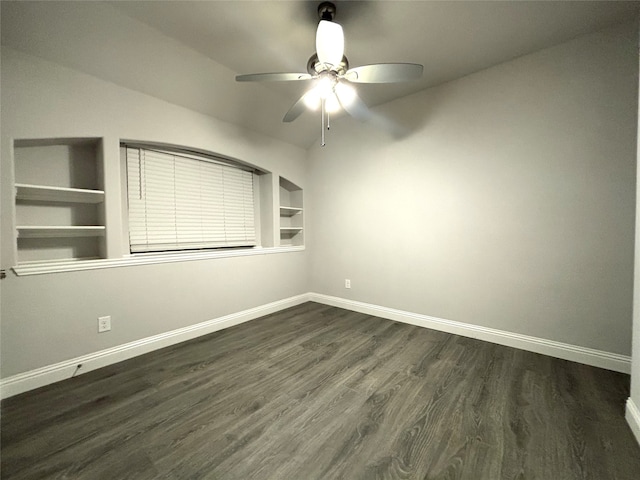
[13,138,106,265]
[279,176,303,246]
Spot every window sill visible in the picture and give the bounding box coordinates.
[11,246,305,276]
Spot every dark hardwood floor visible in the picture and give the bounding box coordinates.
[2,302,640,479]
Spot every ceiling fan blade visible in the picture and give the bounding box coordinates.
[283,91,313,123]
[316,20,344,68]
[236,72,312,82]
[344,63,423,83]
[335,82,370,122]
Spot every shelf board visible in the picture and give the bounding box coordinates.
[280,206,303,216]
[17,226,106,239]
[15,183,105,204]
[280,227,303,238]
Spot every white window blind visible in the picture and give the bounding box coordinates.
[126,147,256,253]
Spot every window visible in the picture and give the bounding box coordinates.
[125,146,256,253]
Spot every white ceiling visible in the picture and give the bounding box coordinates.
[2,1,639,149]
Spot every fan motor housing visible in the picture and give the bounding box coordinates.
[307,54,349,76]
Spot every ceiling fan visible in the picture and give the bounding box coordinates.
[236,1,423,146]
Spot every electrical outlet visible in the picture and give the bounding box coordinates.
[345,279,351,289]
[98,316,111,333]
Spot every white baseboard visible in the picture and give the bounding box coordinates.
[308,293,631,374]
[627,398,640,446]
[0,294,310,399]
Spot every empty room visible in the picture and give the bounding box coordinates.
[2,1,640,478]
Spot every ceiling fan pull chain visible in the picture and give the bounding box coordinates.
[321,97,326,147]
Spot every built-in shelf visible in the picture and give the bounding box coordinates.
[17,226,106,239]
[15,184,105,204]
[13,138,106,264]
[279,177,303,247]
[280,206,303,216]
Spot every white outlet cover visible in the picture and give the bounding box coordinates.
[98,315,111,332]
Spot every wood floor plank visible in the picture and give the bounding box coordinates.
[2,302,639,479]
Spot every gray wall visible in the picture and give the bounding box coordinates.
[631,18,640,432]
[0,48,308,377]
[307,22,638,355]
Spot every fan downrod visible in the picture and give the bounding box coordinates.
[317,2,336,22]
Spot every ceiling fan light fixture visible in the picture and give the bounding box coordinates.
[303,89,321,111]
[302,93,341,114]
[303,77,341,113]
[325,94,341,113]
[334,82,356,107]
[316,20,344,68]
[317,75,336,98]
